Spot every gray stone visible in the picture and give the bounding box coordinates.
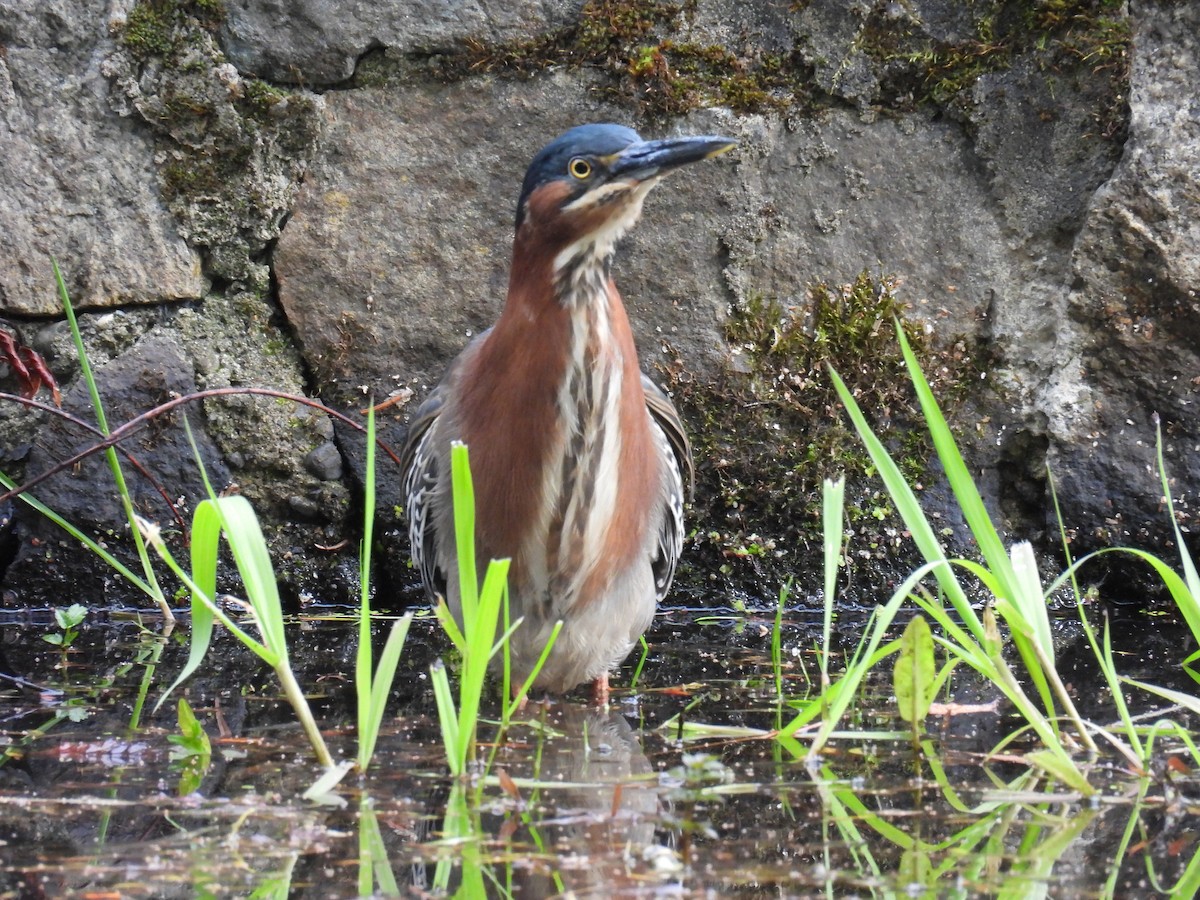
[1047,1,1200,548]
[0,3,204,314]
[793,0,879,106]
[304,441,345,481]
[18,331,228,537]
[677,0,802,57]
[721,110,1010,340]
[219,0,583,84]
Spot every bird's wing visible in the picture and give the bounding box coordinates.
[399,334,493,602]
[400,381,449,602]
[642,374,693,498]
[643,374,693,601]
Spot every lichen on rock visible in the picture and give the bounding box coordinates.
[104,0,325,292]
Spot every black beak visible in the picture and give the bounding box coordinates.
[609,134,737,182]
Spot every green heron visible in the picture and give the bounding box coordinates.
[401,123,736,701]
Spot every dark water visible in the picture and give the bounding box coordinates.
[0,606,1197,898]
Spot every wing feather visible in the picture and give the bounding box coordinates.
[642,374,692,601]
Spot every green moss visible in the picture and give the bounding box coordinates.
[122,4,174,58]
[662,272,974,589]
[572,0,679,59]
[862,0,1130,111]
[243,79,289,112]
[120,0,226,62]
[438,0,815,116]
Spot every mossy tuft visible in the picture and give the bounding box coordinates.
[662,272,976,594]
[864,0,1130,118]
[120,0,226,62]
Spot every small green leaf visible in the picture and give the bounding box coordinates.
[894,614,935,725]
[169,698,212,796]
[1026,748,1094,795]
[55,604,87,630]
[168,697,211,755]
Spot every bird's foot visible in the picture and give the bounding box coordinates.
[511,679,529,712]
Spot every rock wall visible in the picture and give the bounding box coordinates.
[0,0,1195,605]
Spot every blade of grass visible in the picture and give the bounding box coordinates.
[828,363,979,639]
[821,476,845,691]
[356,403,411,771]
[52,259,170,620]
[893,324,1017,594]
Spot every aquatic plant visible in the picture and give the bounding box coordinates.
[141,439,338,769]
[355,404,413,773]
[779,321,1200,789]
[42,603,87,651]
[0,262,174,617]
[429,442,561,778]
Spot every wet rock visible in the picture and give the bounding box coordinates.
[3,0,1199,604]
[7,331,228,596]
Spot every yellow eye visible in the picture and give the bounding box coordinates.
[568,157,592,179]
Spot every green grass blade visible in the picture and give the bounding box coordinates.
[821,477,845,690]
[505,619,563,719]
[53,258,167,615]
[204,495,287,658]
[772,579,789,698]
[360,614,412,770]
[1152,416,1200,643]
[150,504,274,710]
[1008,542,1053,669]
[450,442,479,617]
[1122,677,1200,716]
[356,402,392,772]
[430,660,461,774]
[782,560,944,747]
[894,324,1016,592]
[829,364,980,637]
[629,635,650,691]
[433,597,467,652]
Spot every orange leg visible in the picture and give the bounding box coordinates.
[591,672,610,706]
[512,679,529,712]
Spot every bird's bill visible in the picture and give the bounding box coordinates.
[608,135,737,182]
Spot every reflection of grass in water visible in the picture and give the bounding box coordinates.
[656,321,1200,895]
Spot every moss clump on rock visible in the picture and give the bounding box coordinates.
[110,0,322,290]
[120,0,227,62]
[864,0,1130,117]
[662,271,975,595]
